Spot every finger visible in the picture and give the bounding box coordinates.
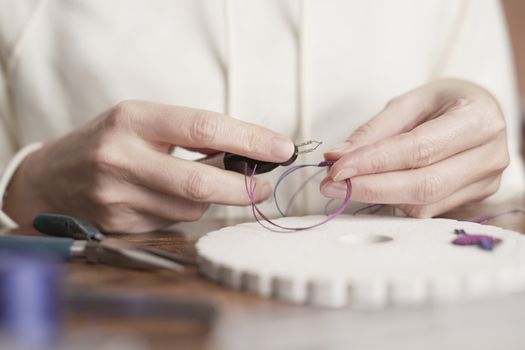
[81,177,202,232]
[328,111,506,181]
[396,175,501,218]
[323,79,487,159]
[123,184,211,222]
[114,101,295,162]
[130,149,273,206]
[325,85,444,158]
[320,139,507,205]
[125,214,173,233]
[91,206,172,234]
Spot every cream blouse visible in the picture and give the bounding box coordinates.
[0,0,523,228]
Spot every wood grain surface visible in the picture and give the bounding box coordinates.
[7,134,525,350]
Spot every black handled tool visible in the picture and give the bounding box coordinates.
[223,140,323,175]
[33,213,191,270]
[34,213,105,241]
[34,213,196,265]
[0,235,183,271]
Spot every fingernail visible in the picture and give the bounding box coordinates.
[333,167,358,182]
[271,137,295,161]
[321,181,348,198]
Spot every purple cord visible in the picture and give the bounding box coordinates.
[244,159,523,235]
[271,162,397,220]
[280,168,325,217]
[353,203,385,216]
[244,161,351,233]
[467,209,525,224]
[274,164,327,217]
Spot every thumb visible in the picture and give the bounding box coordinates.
[325,84,441,159]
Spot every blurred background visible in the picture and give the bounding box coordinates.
[503,0,525,121]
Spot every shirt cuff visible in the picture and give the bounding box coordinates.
[0,142,43,229]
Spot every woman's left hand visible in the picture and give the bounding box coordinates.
[321,79,510,217]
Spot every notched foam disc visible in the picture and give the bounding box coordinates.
[196,216,525,308]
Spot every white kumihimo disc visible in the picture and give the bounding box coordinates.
[196,216,525,308]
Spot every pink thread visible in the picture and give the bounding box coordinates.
[244,159,523,235]
[270,161,386,219]
[353,204,385,216]
[467,209,525,224]
[279,168,325,216]
[273,164,329,217]
[245,162,351,232]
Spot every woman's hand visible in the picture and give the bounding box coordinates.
[3,101,294,233]
[321,79,509,217]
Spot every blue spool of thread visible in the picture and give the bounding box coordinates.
[0,252,62,350]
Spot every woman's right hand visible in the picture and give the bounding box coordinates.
[3,100,295,233]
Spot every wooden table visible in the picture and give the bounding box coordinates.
[12,199,522,350]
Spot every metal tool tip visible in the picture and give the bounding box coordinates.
[295,140,323,155]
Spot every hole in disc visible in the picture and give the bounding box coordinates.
[338,233,392,245]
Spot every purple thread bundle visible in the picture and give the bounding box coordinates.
[244,161,352,232]
[453,209,525,251]
[452,229,502,251]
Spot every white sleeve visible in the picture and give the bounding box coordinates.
[0,62,20,229]
[435,0,525,201]
[0,0,46,229]
[0,143,43,229]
